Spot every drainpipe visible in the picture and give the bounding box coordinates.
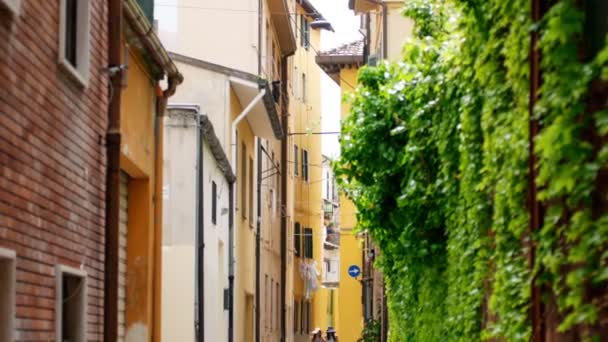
[104,1,122,341]
[279,57,288,342]
[228,182,235,342]
[258,0,263,75]
[229,88,266,342]
[381,2,387,59]
[196,114,205,342]
[255,139,262,342]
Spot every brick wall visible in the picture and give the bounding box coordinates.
[0,1,108,341]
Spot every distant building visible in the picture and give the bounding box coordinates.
[322,155,340,291]
[155,0,290,341]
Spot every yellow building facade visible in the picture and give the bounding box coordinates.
[288,2,344,341]
[316,42,365,342]
[116,1,182,341]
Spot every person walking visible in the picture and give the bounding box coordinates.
[326,326,339,342]
[311,328,326,342]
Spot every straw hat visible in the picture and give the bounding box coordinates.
[327,326,336,333]
[311,328,321,334]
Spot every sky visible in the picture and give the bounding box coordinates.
[310,0,361,158]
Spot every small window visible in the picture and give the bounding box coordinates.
[56,265,87,342]
[293,300,299,334]
[300,14,310,48]
[0,248,16,342]
[58,0,91,86]
[301,73,307,103]
[275,282,279,330]
[304,227,313,259]
[294,145,299,176]
[302,149,309,182]
[0,0,20,16]
[265,275,269,329]
[241,142,247,219]
[294,223,301,256]
[249,157,254,227]
[270,278,275,331]
[211,181,217,225]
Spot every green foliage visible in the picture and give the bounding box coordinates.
[358,319,381,342]
[334,0,608,340]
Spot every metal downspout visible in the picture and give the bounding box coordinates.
[258,0,263,75]
[381,2,387,59]
[279,57,288,342]
[196,115,205,342]
[228,183,235,342]
[255,139,262,342]
[104,1,122,341]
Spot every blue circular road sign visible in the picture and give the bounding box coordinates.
[348,265,361,278]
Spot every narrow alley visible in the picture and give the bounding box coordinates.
[1,0,607,342]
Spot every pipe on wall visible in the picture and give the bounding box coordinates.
[381,2,387,59]
[104,1,123,341]
[279,56,288,342]
[228,183,235,342]
[255,138,262,342]
[196,115,205,342]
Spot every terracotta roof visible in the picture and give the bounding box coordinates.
[316,40,365,85]
[318,40,364,57]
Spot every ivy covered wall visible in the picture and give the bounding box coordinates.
[334,0,608,340]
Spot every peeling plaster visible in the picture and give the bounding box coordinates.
[125,322,148,342]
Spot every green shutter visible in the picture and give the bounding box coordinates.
[136,0,154,24]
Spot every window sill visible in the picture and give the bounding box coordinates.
[59,59,89,88]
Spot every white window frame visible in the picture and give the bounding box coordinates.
[0,0,20,16]
[55,264,87,342]
[0,248,16,342]
[58,0,91,87]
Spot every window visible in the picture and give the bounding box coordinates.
[271,278,275,331]
[293,300,299,334]
[300,14,310,48]
[211,181,217,225]
[301,73,307,103]
[241,142,247,219]
[275,282,280,330]
[294,223,301,256]
[294,145,299,176]
[303,228,313,259]
[326,172,330,199]
[302,149,309,182]
[0,248,15,342]
[249,157,254,227]
[0,0,20,16]
[56,265,87,342]
[265,275,269,329]
[59,0,91,86]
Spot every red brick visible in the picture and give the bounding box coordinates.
[0,1,108,340]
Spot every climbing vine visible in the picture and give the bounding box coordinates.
[334,0,608,340]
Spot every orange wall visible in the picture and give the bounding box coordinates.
[120,44,162,341]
